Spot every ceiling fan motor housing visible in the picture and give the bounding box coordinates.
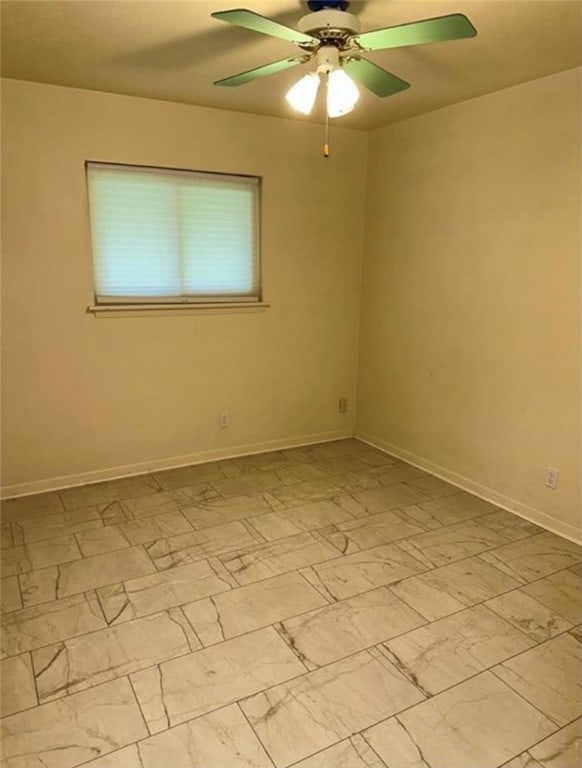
[298,9,361,45]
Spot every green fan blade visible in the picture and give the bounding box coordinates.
[353,13,477,51]
[212,8,318,45]
[214,56,304,86]
[344,59,410,97]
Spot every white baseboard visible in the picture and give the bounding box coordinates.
[1,429,352,500]
[356,431,582,545]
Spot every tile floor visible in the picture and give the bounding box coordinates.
[1,438,581,768]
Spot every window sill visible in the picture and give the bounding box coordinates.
[87,302,270,318]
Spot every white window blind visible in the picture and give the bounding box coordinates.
[86,162,260,303]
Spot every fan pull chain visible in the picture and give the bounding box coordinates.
[323,77,330,158]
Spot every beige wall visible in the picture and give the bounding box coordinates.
[357,68,581,538]
[1,79,368,492]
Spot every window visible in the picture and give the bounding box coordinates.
[86,162,260,305]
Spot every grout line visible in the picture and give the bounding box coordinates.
[488,664,565,727]
[237,702,278,768]
[27,649,41,710]
[127,673,151,737]
[177,604,204,650]
[350,732,389,768]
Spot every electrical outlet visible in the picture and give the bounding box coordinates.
[545,467,559,489]
[220,411,229,429]
[338,397,348,414]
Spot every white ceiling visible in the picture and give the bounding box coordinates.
[1,0,580,130]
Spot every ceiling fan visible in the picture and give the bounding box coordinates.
[211,1,477,118]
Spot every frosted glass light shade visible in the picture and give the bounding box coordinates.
[285,73,320,114]
[327,69,360,118]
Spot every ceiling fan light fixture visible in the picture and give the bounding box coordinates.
[285,72,320,114]
[326,68,359,118]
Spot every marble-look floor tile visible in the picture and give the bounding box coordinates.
[343,470,384,490]
[27,533,82,569]
[271,476,367,508]
[363,716,432,768]
[249,500,355,541]
[20,546,156,604]
[522,569,582,625]
[59,475,161,511]
[485,590,573,643]
[1,653,37,716]
[167,483,222,509]
[528,717,581,768]
[215,460,243,476]
[305,457,375,477]
[19,567,62,607]
[1,575,22,612]
[401,474,459,499]
[280,461,330,482]
[130,626,305,732]
[308,543,428,600]
[374,465,428,487]
[231,451,291,473]
[501,755,543,768]
[277,446,320,465]
[0,677,148,768]
[11,510,103,544]
[184,570,327,645]
[93,501,129,526]
[570,624,582,642]
[292,736,385,767]
[1,522,14,548]
[402,520,510,567]
[375,671,556,768]
[11,522,24,546]
[120,490,181,519]
[119,510,193,545]
[96,558,234,624]
[279,587,425,668]
[480,532,582,583]
[137,704,273,768]
[494,632,582,726]
[33,608,200,701]
[301,439,370,460]
[220,532,339,586]
[357,450,402,469]
[154,461,226,490]
[350,483,433,514]
[1,545,32,576]
[477,510,543,541]
[76,745,143,768]
[384,604,534,695]
[389,556,521,621]
[331,493,374,519]
[415,491,502,526]
[1,491,64,522]
[1,592,106,657]
[319,510,424,554]
[242,649,425,767]
[569,563,582,577]
[391,503,448,531]
[75,526,129,557]
[146,520,261,570]
[211,468,300,498]
[181,493,277,530]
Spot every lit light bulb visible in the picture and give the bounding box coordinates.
[327,69,359,118]
[285,73,320,115]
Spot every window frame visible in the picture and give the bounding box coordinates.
[85,160,263,309]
